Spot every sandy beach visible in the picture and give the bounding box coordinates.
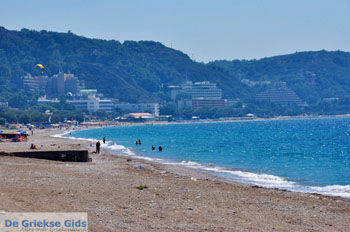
[0,127,350,231]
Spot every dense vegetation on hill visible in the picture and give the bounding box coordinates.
[0,26,349,122]
[211,51,350,104]
[0,26,248,103]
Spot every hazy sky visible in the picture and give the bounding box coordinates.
[1,0,349,62]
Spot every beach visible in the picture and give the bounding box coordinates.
[0,127,350,231]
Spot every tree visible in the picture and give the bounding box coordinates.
[159,102,178,116]
[179,107,193,119]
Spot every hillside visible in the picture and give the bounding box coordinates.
[0,26,249,103]
[211,51,350,104]
[1,26,350,115]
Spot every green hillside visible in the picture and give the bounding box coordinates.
[0,26,248,103]
[211,51,350,104]
[1,26,350,118]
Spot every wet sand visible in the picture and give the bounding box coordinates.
[0,128,349,231]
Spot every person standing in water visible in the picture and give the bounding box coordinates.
[152,145,155,151]
[138,139,141,145]
[158,146,163,152]
[103,137,106,144]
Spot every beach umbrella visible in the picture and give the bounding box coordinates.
[16,130,27,134]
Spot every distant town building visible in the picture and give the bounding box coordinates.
[177,99,226,110]
[115,103,159,116]
[322,97,340,103]
[65,75,80,94]
[48,72,85,95]
[170,81,222,100]
[57,72,66,94]
[0,102,8,108]
[37,96,60,104]
[22,74,48,92]
[255,83,303,105]
[171,81,228,110]
[123,113,156,121]
[192,99,226,110]
[241,79,272,87]
[67,89,114,112]
[98,99,115,112]
[22,72,85,95]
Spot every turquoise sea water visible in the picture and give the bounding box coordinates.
[65,117,350,197]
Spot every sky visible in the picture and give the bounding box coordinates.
[1,0,350,62]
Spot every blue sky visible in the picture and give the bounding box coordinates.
[1,0,349,62]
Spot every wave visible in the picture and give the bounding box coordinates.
[178,160,297,188]
[308,185,350,198]
[178,161,350,198]
[51,131,72,138]
[56,132,350,198]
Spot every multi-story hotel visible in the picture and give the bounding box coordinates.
[67,89,114,113]
[170,81,222,100]
[170,81,225,110]
[256,83,303,105]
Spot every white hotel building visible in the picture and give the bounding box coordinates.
[170,81,222,100]
[67,89,114,113]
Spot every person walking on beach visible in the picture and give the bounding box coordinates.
[103,137,106,144]
[96,141,101,154]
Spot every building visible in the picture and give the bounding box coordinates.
[99,99,115,112]
[192,99,226,110]
[46,72,85,95]
[255,83,303,105]
[57,72,66,94]
[170,81,222,100]
[115,103,159,116]
[65,75,80,94]
[37,96,60,104]
[177,99,193,109]
[123,113,156,121]
[322,98,339,103]
[177,99,226,110]
[0,102,8,108]
[171,81,227,110]
[67,89,114,112]
[22,74,48,92]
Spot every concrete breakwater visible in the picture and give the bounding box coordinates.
[0,150,89,162]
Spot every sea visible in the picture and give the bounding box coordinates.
[63,117,350,198]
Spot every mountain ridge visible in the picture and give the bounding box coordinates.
[0,26,248,103]
[0,26,350,107]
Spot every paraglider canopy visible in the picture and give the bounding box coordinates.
[36,64,44,69]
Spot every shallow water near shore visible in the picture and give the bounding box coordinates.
[66,118,350,198]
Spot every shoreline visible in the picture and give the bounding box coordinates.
[86,113,350,128]
[1,127,350,231]
[63,121,350,199]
